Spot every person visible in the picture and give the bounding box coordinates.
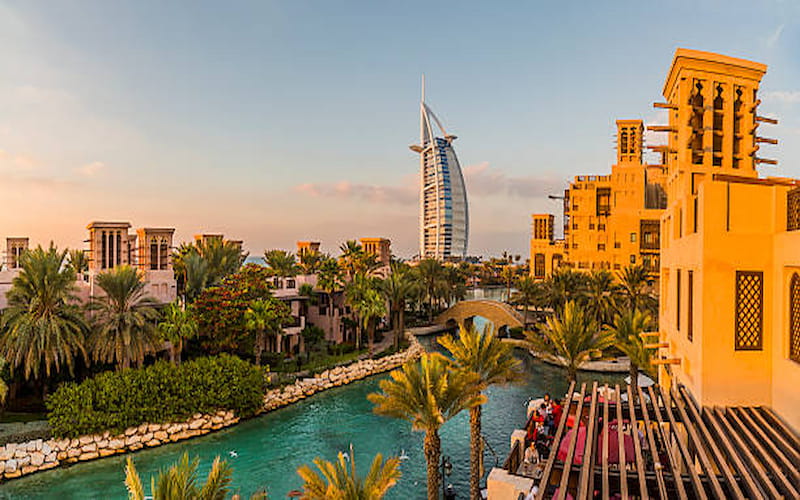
[524,441,538,465]
[550,399,564,430]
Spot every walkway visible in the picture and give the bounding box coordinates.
[436,299,525,330]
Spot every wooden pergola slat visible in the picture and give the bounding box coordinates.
[613,385,628,500]
[746,407,800,469]
[557,383,588,500]
[713,407,779,499]
[676,386,744,500]
[636,385,668,499]
[761,406,800,452]
[726,407,798,499]
[657,386,708,499]
[625,385,647,500]
[536,380,576,500]
[645,385,690,500]
[577,382,600,498]
[736,407,800,485]
[601,385,610,500]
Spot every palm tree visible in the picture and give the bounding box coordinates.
[512,276,541,327]
[414,259,444,322]
[244,299,286,365]
[380,262,417,350]
[524,300,614,383]
[582,270,618,327]
[298,249,325,275]
[157,301,198,365]
[353,288,386,354]
[540,268,588,312]
[616,264,656,314]
[368,353,485,500]
[317,259,343,341]
[297,445,401,500]
[264,249,299,287]
[344,273,379,349]
[0,244,88,382]
[339,240,364,278]
[438,325,521,500]
[607,309,655,387]
[90,265,161,370]
[125,452,266,500]
[67,249,89,281]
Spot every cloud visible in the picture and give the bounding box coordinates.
[0,149,39,171]
[463,162,563,198]
[294,179,416,205]
[75,161,106,177]
[765,24,784,48]
[293,163,562,205]
[762,90,800,104]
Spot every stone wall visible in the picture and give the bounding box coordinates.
[0,335,423,482]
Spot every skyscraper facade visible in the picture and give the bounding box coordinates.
[410,82,469,260]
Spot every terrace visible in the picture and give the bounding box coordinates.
[490,381,799,499]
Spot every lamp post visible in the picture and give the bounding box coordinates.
[441,455,452,499]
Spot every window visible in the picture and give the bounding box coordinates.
[688,271,694,341]
[614,242,621,249]
[534,253,545,279]
[735,271,764,350]
[630,233,637,243]
[573,223,578,230]
[676,270,681,332]
[598,224,606,231]
[597,243,605,251]
[630,255,636,264]
[790,273,800,363]
[589,223,595,230]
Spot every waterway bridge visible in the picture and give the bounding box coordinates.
[436,299,525,332]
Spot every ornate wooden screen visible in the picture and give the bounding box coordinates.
[534,253,545,279]
[735,271,764,350]
[791,273,800,363]
[788,187,800,231]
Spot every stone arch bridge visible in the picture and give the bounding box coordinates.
[436,299,525,331]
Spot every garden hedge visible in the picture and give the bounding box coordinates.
[46,354,266,438]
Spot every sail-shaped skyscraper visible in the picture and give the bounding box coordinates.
[409,80,469,260]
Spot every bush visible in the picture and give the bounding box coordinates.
[46,354,266,438]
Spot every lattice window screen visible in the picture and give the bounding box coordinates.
[788,187,800,231]
[735,271,763,351]
[790,273,800,363]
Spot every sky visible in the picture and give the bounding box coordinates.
[0,1,798,259]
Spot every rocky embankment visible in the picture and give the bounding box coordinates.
[0,336,424,482]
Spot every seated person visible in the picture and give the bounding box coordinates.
[524,441,538,465]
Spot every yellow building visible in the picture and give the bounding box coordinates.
[654,49,799,430]
[530,119,666,279]
[529,214,565,279]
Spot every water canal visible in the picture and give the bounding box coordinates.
[0,324,622,499]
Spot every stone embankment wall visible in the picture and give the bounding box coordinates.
[0,336,424,481]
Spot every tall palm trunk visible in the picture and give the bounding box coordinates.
[469,405,482,500]
[367,318,375,354]
[567,365,577,384]
[254,331,264,366]
[396,306,405,350]
[423,430,441,500]
[629,362,639,403]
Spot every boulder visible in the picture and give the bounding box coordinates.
[147,424,161,433]
[0,446,13,461]
[42,441,53,455]
[67,448,81,458]
[30,452,45,467]
[78,435,94,446]
[45,452,57,463]
[154,431,168,441]
[5,459,17,472]
[81,443,97,453]
[109,439,125,450]
[79,451,99,461]
[99,448,117,457]
[145,439,161,447]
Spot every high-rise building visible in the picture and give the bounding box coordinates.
[410,79,469,260]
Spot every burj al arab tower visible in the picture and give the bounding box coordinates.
[409,79,469,260]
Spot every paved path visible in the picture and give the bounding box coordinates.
[502,338,631,373]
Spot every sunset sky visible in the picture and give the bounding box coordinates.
[1,1,798,258]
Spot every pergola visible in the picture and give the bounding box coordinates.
[530,381,799,499]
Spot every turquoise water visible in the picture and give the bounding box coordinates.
[0,331,622,499]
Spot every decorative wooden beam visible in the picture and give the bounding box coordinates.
[644,342,669,349]
[651,358,681,365]
[755,157,778,165]
[625,385,647,500]
[705,407,766,500]
[653,102,678,109]
[647,145,676,153]
[750,99,762,111]
[647,125,677,132]
[756,136,778,145]
[601,384,610,500]
[756,115,778,124]
[637,385,670,498]
[577,382,600,499]
[657,386,708,499]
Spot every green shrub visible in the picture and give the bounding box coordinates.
[46,354,266,438]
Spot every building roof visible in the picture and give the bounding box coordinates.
[86,221,132,230]
[523,381,799,499]
[662,48,767,97]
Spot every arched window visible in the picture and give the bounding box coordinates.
[150,237,159,270]
[790,273,800,363]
